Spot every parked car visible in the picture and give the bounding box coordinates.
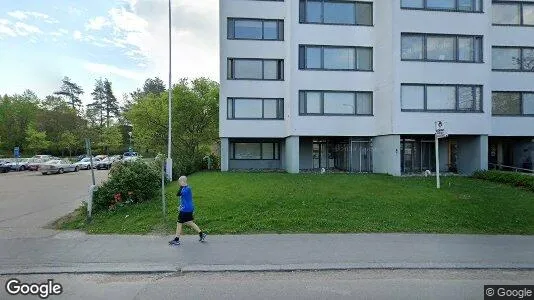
[95,156,121,170]
[122,152,139,162]
[5,158,31,171]
[31,155,53,161]
[26,158,47,171]
[39,160,79,175]
[73,157,95,170]
[0,163,10,173]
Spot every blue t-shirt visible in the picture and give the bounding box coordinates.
[178,186,194,212]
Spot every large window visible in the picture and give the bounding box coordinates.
[227,18,284,40]
[299,91,373,115]
[401,0,483,12]
[492,92,534,116]
[231,142,280,160]
[401,33,483,62]
[299,45,372,71]
[401,84,483,112]
[227,98,284,119]
[493,2,534,26]
[492,47,534,71]
[227,58,284,80]
[299,0,373,26]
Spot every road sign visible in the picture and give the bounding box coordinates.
[14,147,20,158]
[128,146,133,152]
[435,121,448,139]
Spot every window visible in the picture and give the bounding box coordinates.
[401,33,483,62]
[401,0,482,12]
[492,92,534,116]
[299,45,372,71]
[299,0,373,26]
[228,58,284,80]
[228,18,284,40]
[227,98,284,119]
[401,84,483,112]
[493,2,534,26]
[492,47,534,71]
[231,142,280,160]
[299,91,373,115]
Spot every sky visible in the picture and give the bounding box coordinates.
[0,0,219,105]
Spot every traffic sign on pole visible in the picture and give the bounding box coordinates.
[14,147,20,158]
[434,121,448,189]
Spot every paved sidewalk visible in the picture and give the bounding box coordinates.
[1,232,533,275]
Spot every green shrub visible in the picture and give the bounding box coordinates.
[472,170,534,192]
[93,160,161,212]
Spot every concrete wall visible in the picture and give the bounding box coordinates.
[285,136,300,173]
[456,135,489,175]
[221,138,229,172]
[372,135,401,176]
[229,160,282,170]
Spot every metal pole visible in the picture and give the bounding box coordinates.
[435,131,440,189]
[166,0,173,181]
[162,160,166,221]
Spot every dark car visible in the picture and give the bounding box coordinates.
[0,164,10,173]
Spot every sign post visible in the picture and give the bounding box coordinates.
[435,121,448,189]
[85,139,96,223]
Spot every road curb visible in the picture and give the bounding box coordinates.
[180,263,534,273]
[3,263,534,275]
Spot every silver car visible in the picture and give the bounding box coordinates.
[40,160,79,175]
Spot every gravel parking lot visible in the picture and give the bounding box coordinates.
[0,170,109,238]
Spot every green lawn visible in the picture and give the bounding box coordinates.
[55,172,534,235]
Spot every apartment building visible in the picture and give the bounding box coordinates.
[219,0,534,175]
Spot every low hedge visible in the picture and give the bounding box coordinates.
[93,159,162,212]
[472,170,534,192]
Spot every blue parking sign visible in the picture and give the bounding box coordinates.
[14,147,20,158]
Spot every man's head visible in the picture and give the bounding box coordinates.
[179,176,188,187]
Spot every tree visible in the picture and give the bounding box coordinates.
[36,95,85,156]
[131,77,166,102]
[89,79,105,127]
[58,131,79,157]
[97,125,123,154]
[54,77,84,110]
[25,124,50,155]
[0,92,40,154]
[126,78,219,176]
[103,79,120,127]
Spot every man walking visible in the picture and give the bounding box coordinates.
[169,176,207,246]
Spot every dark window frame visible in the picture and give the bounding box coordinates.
[401,0,484,13]
[227,58,284,81]
[492,91,534,116]
[298,44,373,71]
[299,0,374,26]
[492,46,534,72]
[492,1,534,27]
[298,90,374,116]
[401,33,484,63]
[227,18,284,41]
[230,141,281,160]
[401,83,484,113]
[227,98,284,120]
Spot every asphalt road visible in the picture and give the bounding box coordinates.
[0,170,109,238]
[1,269,533,300]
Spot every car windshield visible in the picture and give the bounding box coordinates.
[47,160,60,164]
[80,158,91,162]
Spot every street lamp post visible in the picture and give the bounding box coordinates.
[166,0,173,181]
[128,131,132,152]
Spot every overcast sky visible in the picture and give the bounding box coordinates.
[0,0,219,105]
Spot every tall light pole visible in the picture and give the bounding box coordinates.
[166,0,173,181]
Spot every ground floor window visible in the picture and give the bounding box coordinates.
[231,142,280,160]
[401,137,436,173]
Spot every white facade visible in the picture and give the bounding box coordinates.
[220,0,534,174]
